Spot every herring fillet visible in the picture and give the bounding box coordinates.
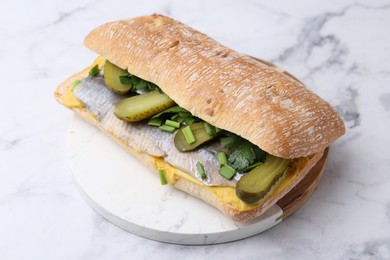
[73,75,236,187]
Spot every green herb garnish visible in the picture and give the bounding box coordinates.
[245,161,264,171]
[220,134,241,149]
[196,162,207,180]
[220,134,266,172]
[182,125,196,144]
[159,125,176,133]
[171,114,180,121]
[204,122,216,136]
[165,120,180,129]
[219,165,236,180]
[148,106,200,133]
[119,75,133,85]
[151,106,189,120]
[148,118,162,127]
[179,111,192,118]
[176,117,185,124]
[184,117,196,125]
[159,169,168,185]
[119,74,160,92]
[228,142,257,172]
[228,142,266,172]
[253,146,266,163]
[89,64,100,76]
[71,79,81,91]
[217,152,227,166]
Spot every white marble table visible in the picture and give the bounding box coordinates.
[1,0,390,259]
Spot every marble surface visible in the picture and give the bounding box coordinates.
[68,115,283,245]
[1,0,389,259]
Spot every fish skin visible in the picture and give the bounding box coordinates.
[73,76,237,187]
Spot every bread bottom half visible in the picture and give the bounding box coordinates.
[55,57,324,222]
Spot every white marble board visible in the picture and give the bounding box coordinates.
[67,115,283,245]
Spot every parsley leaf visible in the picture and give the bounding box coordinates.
[119,75,133,85]
[228,142,256,172]
[151,106,189,119]
[149,105,200,127]
[146,81,160,91]
[253,146,266,162]
[119,73,161,92]
[130,76,144,90]
[220,134,267,172]
[220,134,241,149]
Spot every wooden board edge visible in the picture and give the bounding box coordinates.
[276,148,329,220]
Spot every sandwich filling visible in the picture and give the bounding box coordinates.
[62,57,313,210]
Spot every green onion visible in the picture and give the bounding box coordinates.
[219,165,236,180]
[196,162,207,180]
[182,125,196,144]
[176,116,185,124]
[171,114,179,121]
[71,79,81,91]
[204,123,216,136]
[89,64,100,76]
[184,117,196,125]
[159,169,168,185]
[159,125,175,133]
[215,127,222,134]
[165,120,180,129]
[148,118,162,127]
[217,152,228,166]
[245,162,263,171]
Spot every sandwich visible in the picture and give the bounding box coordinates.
[55,14,345,222]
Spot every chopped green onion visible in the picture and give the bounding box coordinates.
[89,64,100,76]
[165,120,180,129]
[219,165,236,180]
[215,127,222,134]
[159,169,167,185]
[196,162,207,180]
[204,122,216,136]
[148,118,162,127]
[184,117,196,125]
[171,114,179,121]
[182,125,196,144]
[159,125,175,133]
[217,152,228,166]
[176,116,185,124]
[245,162,263,171]
[71,79,81,91]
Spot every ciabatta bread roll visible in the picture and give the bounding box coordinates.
[55,14,345,222]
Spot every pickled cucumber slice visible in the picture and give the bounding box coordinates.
[104,60,132,94]
[114,90,175,122]
[236,155,290,204]
[174,122,217,152]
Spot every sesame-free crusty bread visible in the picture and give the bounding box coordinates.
[54,58,324,222]
[84,14,345,159]
[55,15,344,221]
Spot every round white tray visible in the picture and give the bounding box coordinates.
[67,115,282,245]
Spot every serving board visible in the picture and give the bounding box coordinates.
[67,115,329,245]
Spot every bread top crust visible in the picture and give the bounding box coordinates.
[84,14,345,158]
